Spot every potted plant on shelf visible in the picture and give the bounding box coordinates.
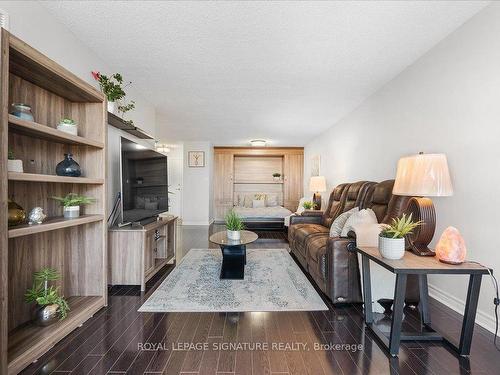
[225,209,244,241]
[7,149,23,173]
[302,201,316,210]
[91,71,130,113]
[57,118,78,135]
[272,172,281,182]
[379,213,422,260]
[25,268,70,326]
[51,193,95,219]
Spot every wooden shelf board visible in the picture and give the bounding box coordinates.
[9,35,103,103]
[8,172,104,184]
[8,215,104,238]
[8,296,104,374]
[234,181,284,184]
[107,112,135,130]
[107,112,154,139]
[8,115,104,148]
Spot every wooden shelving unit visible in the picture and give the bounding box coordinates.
[0,30,107,375]
[234,181,284,184]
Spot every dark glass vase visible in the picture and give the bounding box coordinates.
[56,153,81,177]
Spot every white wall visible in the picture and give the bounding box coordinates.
[0,1,158,214]
[304,3,500,332]
[182,142,214,225]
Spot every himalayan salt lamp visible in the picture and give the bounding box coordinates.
[435,226,466,264]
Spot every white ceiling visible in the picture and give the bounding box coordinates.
[42,1,488,146]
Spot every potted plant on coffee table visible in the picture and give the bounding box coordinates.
[225,209,244,241]
[379,213,421,260]
[25,268,70,326]
[51,193,95,219]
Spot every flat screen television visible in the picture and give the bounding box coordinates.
[120,137,168,224]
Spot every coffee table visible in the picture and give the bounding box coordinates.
[209,230,258,279]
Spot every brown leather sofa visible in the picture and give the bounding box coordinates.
[289,180,411,304]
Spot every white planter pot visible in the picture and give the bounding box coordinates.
[378,236,405,260]
[227,230,241,241]
[64,206,80,219]
[273,176,281,182]
[7,159,23,173]
[57,123,78,136]
[107,101,116,113]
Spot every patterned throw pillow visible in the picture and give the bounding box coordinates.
[341,208,378,237]
[254,193,267,200]
[329,207,359,237]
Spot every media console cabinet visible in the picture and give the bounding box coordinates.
[108,216,177,291]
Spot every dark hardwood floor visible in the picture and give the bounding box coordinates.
[21,224,500,374]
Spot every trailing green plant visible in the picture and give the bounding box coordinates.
[225,209,244,231]
[59,118,76,125]
[272,173,281,178]
[92,71,131,102]
[25,268,70,320]
[118,100,135,115]
[51,193,95,207]
[302,201,317,210]
[380,213,422,239]
[8,149,15,160]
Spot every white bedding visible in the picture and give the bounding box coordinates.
[233,205,292,219]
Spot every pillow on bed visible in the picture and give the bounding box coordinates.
[252,199,265,208]
[243,195,253,208]
[266,194,278,207]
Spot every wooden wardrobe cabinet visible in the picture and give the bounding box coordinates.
[213,152,234,220]
[283,153,304,211]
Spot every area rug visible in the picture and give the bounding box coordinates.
[139,248,327,312]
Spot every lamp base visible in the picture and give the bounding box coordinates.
[406,197,436,257]
[312,193,321,210]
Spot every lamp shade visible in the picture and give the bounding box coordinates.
[393,153,453,197]
[309,176,326,192]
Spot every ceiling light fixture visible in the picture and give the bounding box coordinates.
[156,144,171,153]
[250,139,266,147]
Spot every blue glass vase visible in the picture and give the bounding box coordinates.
[56,153,81,177]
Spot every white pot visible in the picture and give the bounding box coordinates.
[227,230,241,241]
[57,123,78,135]
[378,236,405,260]
[64,206,80,219]
[107,101,116,113]
[8,159,23,173]
[273,176,280,181]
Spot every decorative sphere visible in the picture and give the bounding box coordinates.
[28,207,47,225]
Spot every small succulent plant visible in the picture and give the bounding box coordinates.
[380,213,422,239]
[59,118,76,125]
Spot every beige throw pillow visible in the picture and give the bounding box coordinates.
[253,199,265,208]
[341,208,378,237]
[329,207,359,237]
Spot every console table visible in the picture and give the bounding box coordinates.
[356,246,490,357]
[109,216,177,290]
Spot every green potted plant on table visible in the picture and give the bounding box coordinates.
[57,118,78,135]
[225,209,244,241]
[379,213,422,259]
[25,268,70,326]
[272,172,281,182]
[302,201,317,210]
[51,193,95,219]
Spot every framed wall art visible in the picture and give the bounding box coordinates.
[188,151,205,167]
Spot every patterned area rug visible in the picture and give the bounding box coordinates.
[139,248,327,312]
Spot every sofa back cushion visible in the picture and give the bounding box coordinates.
[321,183,349,228]
[366,179,394,222]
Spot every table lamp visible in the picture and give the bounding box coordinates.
[309,176,326,210]
[392,153,453,256]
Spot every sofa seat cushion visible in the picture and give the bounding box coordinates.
[306,234,329,280]
[295,224,329,245]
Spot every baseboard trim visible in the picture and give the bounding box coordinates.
[428,283,497,335]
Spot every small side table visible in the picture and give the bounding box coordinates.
[209,230,258,279]
[355,246,490,357]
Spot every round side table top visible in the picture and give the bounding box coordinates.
[209,230,258,246]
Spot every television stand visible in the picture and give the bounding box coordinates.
[109,216,178,291]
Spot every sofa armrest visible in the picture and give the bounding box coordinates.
[324,236,362,303]
[289,215,322,225]
[301,210,324,217]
